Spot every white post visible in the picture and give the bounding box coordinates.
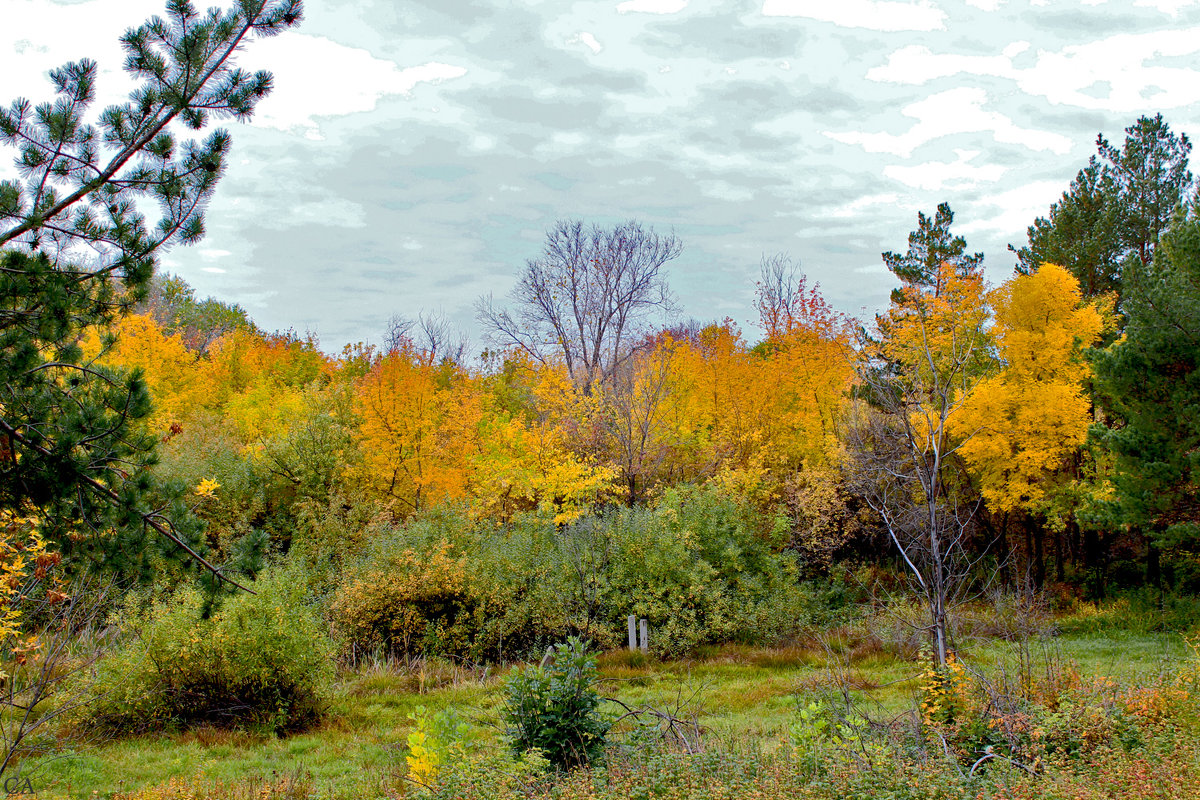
[628,615,637,650]
[639,618,649,654]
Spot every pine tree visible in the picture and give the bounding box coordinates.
[0,0,302,587]
[1010,161,1122,299]
[882,202,983,302]
[1098,114,1192,270]
[1091,206,1200,584]
[1011,114,1191,314]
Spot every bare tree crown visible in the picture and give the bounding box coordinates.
[478,219,681,391]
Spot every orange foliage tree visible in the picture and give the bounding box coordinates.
[754,268,856,560]
[353,343,482,515]
[615,290,853,523]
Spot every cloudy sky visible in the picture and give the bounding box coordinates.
[5,0,1200,350]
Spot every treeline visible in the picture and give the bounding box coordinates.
[91,263,856,564]
[82,115,1193,610]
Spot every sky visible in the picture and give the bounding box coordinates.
[4,0,1200,350]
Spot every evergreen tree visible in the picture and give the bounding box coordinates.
[1012,114,1192,314]
[1098,113,1193,270]
[1009,116,1193,587]
[1010,161,1122,299]
[882,202,983,303]
[1091,206,1200,584]
[0,0,301,586]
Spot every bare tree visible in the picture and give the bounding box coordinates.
[756,251,804,338]
[844,265,993,667]
[384,311,471,367]
[604,342,677,505]
[1,577,115,780]
[478,220,681,392]
[383,314,415,354]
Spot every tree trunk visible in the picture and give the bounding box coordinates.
[1067,519,1081,571]
[933,602,948,666]
[1033,520,1046,590]
[997,513,1011,591]
[1146,536,1162,590]
[1023,518,1034,593]
[1054,526,1065,583]
[1083,527,1105,599]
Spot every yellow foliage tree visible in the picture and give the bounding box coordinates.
[81,313,206,436]
[952,262,1104,524]
[767,303,855,469]
[0,513,62,678]
[666,321,779,481]
[184,329,334,458]
[472,358,617,523]
[849,264,992,666]
[354,345,483,515]
[654,311,853,510]
[473,411,617,524]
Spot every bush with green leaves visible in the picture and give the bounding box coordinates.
[483,486,810,657]
[331,539,482,662]
[502,637,612,770]
[604,485,809,656]
[788,699,883,777]
[330,488,812,663]
[330,508,577,663]
[405,704,483,786]
[81,565,334,735]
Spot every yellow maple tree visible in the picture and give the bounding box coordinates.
[81,313,206,436]
[952,262,1104,522]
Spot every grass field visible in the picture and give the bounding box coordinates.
[24,598,1197,800]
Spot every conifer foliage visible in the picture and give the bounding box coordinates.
[881,202,982,302]
[0,0,302,584]
[1012,114,1192,312]
[1092,207,1200,572]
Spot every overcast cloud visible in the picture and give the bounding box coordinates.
[4,0,1200,349]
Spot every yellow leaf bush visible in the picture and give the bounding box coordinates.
[331,541,482,661]
[0,512,62,677]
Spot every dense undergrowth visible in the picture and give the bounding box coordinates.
[7,478,1197,799]
[328,488,810,664]
[16,593,1194,800]
[77,566,335,737]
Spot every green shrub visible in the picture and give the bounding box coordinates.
[604,485,809,656]
[330,510,578,663]
[467,517,591,657]
[502,637,612,770]
[288,493,381,596]
[329,489,813,664]
[82,565,334,735]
